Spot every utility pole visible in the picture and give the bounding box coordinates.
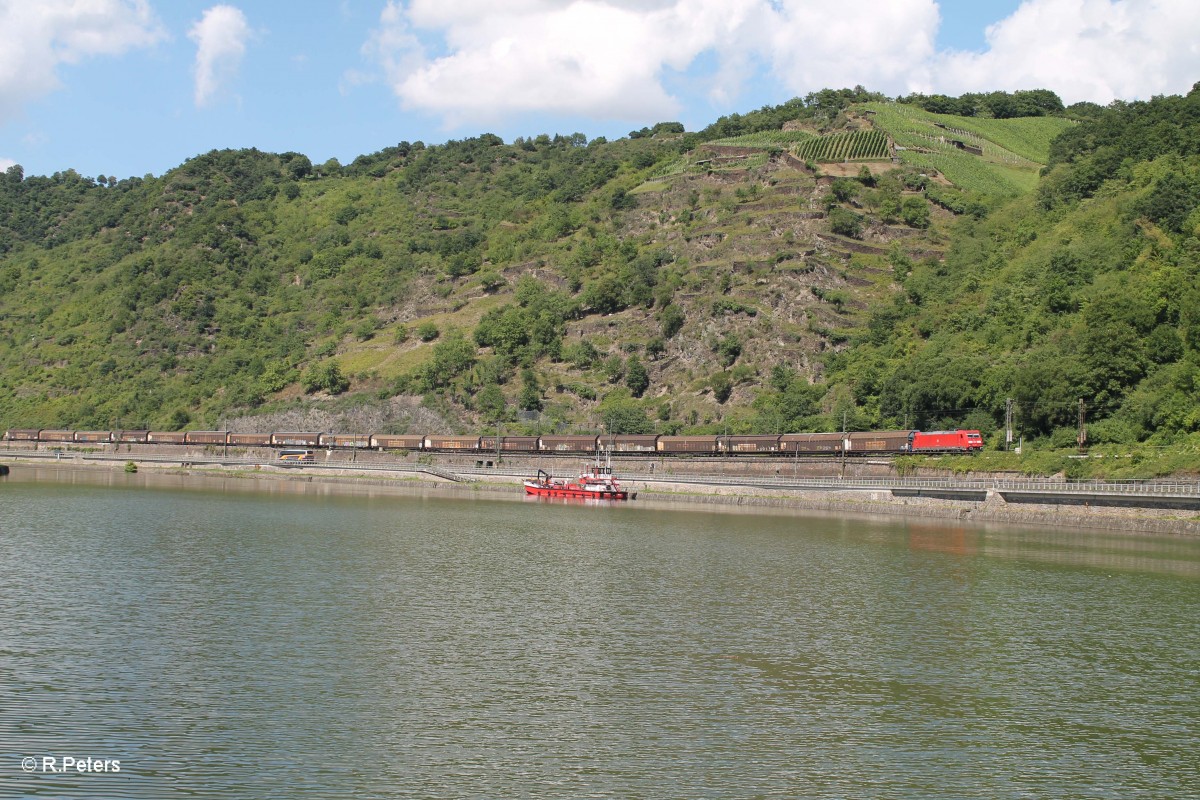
[840,410,848,479]
[1005,398,1014,451]
[1077,398,1087,453]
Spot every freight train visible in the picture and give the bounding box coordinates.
[2,429,984,455]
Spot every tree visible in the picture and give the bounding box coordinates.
[901,197,930,229]
[1135,172,1200,233]
[599,391,652,434]
[582,275,626,314]
[284,153,313,179]
[476,383,507,422]
[422,331,475,389]
[878,191,901,223]
[659,303,685,338]
[302,360,350,394]
[625,355,649,397]
[710,371,732,403]
[830,178,860,203]
[519,368,542,411]
[603,354,625,383]
[716,333,742,367]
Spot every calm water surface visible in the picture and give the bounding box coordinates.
[2,468,1199,798]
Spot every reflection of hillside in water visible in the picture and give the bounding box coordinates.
[978,528,1200,579]
[898,521,1200,579]
[907,525,976,557]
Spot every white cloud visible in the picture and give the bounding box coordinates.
[762,0,940,97]
[0,156,16,172]
[932,0,1200,103]
[0,0,164,124]
[189,5,251,108]
[361,0,1200,129]
[361,0,940,126]
[369,0,695,124]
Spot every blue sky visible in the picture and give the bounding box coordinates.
[1,0,1197,180]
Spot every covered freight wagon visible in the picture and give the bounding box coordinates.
[538,435,597,453]
[479,436,538,452]
[657,436,719,454]
[721,435,782,454]
[114,430,149,443]
[3,429,41,441]
[39,430,77,443]
[320,433,372,449]
[147,431,187,444]
[271,432,322,447]
[608,435,659,453]
[846,430,913,454]
[780,432,846,454]
[228,433,271,446]
[185,431,229,445]
[371,434,424,450]
[73,431,113,443]
[425,435,481,451]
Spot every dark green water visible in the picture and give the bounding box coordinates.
[2,469,1199,798]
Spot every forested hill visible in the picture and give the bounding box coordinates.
[1,85,1198,464]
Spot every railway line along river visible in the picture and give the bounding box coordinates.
[2,470,1199,798]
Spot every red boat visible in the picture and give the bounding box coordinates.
[523,467,635,501]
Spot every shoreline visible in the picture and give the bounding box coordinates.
[4,456,1200,537]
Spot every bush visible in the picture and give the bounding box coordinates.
[478,270,505,292]
[901,197,931,229]
[354,318,378,341]
[716,333,742,367]
[563,339,600,369]
[416,322,439,342]
[711,371,732,403]
[828,207,863,238]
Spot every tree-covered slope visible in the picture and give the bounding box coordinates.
[2,85,1199,459]
[828,85,1200,449]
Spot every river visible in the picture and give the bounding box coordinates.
[2,468,1198,798]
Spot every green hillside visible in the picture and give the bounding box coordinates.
[2,85,1200,475]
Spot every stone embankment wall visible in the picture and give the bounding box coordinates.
[7,444,1200,535]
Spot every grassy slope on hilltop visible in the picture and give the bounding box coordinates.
[862,102,1072,195]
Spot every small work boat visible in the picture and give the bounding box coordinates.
[523,465,635,501]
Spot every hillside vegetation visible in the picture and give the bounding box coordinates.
[2,85,1200,475]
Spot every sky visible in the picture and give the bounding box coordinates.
[1,0,1198,180]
